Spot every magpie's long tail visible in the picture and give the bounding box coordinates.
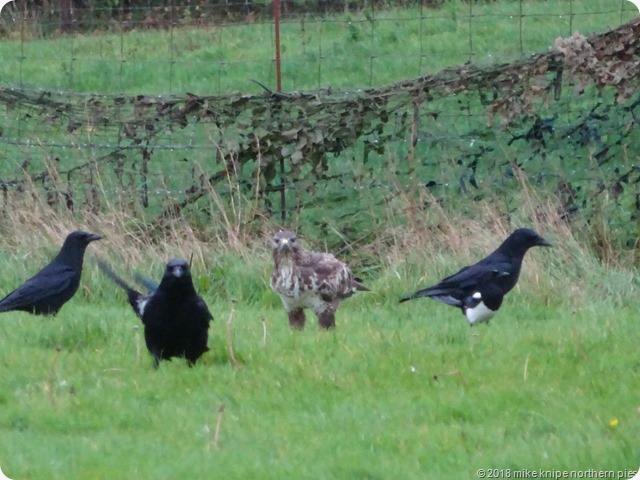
[96,259,134,292]
[399,288,432,303]
[134,273,159,294]
[399,286,462,307]
[96,259,149,319]
[95,259,143,312]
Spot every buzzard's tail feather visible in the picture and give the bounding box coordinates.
[336,277,370,300]
[353,277,370,292]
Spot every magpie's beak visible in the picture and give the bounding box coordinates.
[88,233,103,242]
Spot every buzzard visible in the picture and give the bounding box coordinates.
[270,230,368,329]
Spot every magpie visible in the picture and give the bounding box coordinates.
[98,258,213,367]
[399,228,551,325]
[133,273,158,293]
[0,230,102,316]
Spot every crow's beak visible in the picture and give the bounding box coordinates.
[171,265,184,278]
[538,237,552,247]
[88,233,103,242]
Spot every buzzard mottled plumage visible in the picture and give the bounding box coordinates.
[270,230,368,329]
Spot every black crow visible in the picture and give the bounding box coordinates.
[399,228,551,325]
[98,258,212,367]
[0,230,102,316]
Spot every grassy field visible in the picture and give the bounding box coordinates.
[0,219,639,479]
[0,3,639,477]
[0,0,637,94]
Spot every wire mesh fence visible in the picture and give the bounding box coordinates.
[0,1,639,249]
[1,1,637,94]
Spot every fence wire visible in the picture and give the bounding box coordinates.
[0,1,639,249]
[0,1,637,94]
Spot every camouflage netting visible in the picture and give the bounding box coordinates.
[0,18,639,248]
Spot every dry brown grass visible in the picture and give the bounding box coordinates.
[0,189,226,268]
[0,168,636,307]
[0,159,284,273]
[358,171,639,308]
[376,163,636,271]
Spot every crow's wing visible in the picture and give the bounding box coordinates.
[0,264,76,311]
[196,296,214,322]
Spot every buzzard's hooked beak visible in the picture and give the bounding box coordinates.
[278,239,292,251]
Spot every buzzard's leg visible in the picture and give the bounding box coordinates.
[288,308,306,329]
[317,310,336,329]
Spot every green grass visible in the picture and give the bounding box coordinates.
[0,0,637,94]
[0,4,639,473]
[0,245,639,478]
